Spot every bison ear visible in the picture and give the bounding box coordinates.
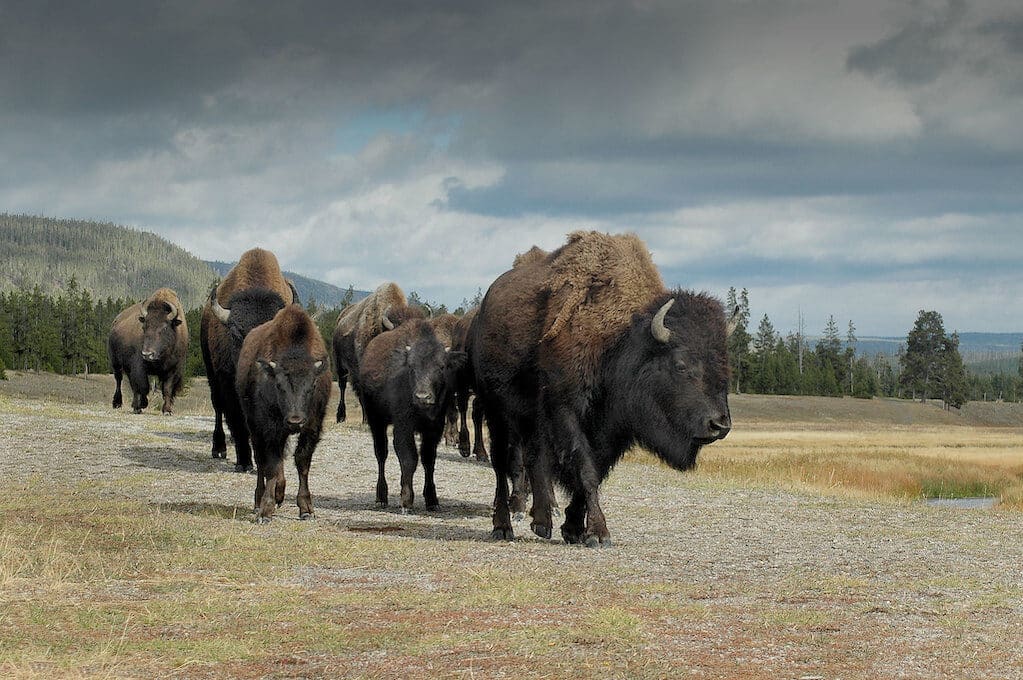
[138,315,146,324]
[171,317,183,328]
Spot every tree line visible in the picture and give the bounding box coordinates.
[1,282,1017,411]
[725,288,1016,409]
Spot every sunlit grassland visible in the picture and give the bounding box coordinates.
[682,424,1023,507]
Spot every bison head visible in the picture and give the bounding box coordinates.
[257,349,329,433]
[210,286,287,347]
[612,291,732,471]
[139,299,183,362]
[397,322,466,416]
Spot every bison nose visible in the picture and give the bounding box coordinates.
[414,390,435,405]
[707,415,731,440]
[286,414,306,429]
[141,350,157,361]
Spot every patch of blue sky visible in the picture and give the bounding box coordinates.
[332,109,459,154]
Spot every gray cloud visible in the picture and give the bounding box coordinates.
[1,1,1022,335]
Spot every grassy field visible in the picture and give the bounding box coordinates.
[2,372,1023,678]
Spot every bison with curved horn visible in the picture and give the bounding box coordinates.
[200,248,298,472]
[108,288,189,414]
[469,231,735,546]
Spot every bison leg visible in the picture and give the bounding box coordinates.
[487,417,514,541]
[256,458,286,524]
[527,451,556,541]
[393,426,419,514]
[160,372,181,415]
[369,418,389,506]
[561,490,587,544]
[335,369,348,423]
[211,409,227,458]
[128,363,150,414]
[456,390,471,457]
[294,431,318,520]
[443,405,459,448]
[508,439,529,518]
[420,426,442,510]
[112,364,124,409]
[222,397,253,472]
[471,397,488,461]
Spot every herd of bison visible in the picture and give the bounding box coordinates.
[107,230,735,547]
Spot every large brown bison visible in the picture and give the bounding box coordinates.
[201,248,298,472]
[236,304,331,523]
[331,282,424,423]
[358,319,466,513]
[470,231,734,546]
[108,288,188,414]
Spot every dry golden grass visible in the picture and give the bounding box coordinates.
[680,411,1023,507]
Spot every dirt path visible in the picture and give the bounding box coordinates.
[2,372,1023,678]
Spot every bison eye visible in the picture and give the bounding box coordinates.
[675,357,688,373]
[138,316,146,323]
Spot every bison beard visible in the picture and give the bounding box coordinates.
[471,231,732,547]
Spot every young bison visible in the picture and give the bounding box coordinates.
[359,319,466,513]
[236,304,331,523]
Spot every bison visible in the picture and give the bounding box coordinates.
[108,288,188,414]
[470,231,734,546]
[331,282,424,423]
[236,304,331,523]
[358,318,466,513]
[201,248,298,472]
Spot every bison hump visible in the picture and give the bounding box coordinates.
[538,231,665,388]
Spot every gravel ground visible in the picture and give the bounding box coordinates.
[3,372,1023,678]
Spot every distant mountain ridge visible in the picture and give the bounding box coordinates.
[0,213,364,310]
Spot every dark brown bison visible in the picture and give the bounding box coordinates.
[331,282,424,423]
[236,304,331,523]
[358,319,467,513]
[201,248,298,472]
[108,288,188,414]
[470,231,734,546]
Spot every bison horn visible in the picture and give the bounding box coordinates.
[287,279,300,305]
[381,305,395,331]
[651,299,674,344]
[140,304,148,320]
[210,288,231,324]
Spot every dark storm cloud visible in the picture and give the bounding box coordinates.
[1,0,1022,334]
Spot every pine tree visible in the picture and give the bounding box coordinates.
[900,310,948,402]
[941,331,968,410]
[726,287,752,393]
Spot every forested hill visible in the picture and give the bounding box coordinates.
[206,261,368,308]
[0,213,218,309]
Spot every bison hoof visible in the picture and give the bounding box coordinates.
[255,516,272,525]
[531,523,552,540]
[212,449,227,459]
[400,506,413,515]
[426,503,439,512]
[490,528,515,541]
[299,512,314,520]
[583,535,613,549]
[162,410,172,416]
[234,463,253,473]
[458,446,471,458]
[132,408,143,415]
[112,398,122,409]
[475,452,489,462]
[561,526,585,544]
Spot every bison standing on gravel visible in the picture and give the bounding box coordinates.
[358,319,466,513]
[331,282,424,423]
[236,304,331,523]
[470,231,734,546]
[201,248,298,472]
[108,288,188,414]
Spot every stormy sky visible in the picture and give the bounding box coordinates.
[2,0,1021,335]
